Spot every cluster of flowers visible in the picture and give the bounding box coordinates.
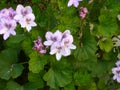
[0,4,36,40]
[33,30,76,60]
[79,7,88,19]
[112,60,120,83]
[67,0,88,19]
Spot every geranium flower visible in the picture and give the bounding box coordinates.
[0,7,17,40]
[50,42,64,60]
[44,30,62,47]
[33,36,46,54]
[79,7,88,19]
[19,14,37,31]
[67,0,82,8]
[44,30,76,60]
[0,19,16,40]
[112,67,120,83]
[0,8,16,20]
[14,4,37,31]
[61,35,76,56]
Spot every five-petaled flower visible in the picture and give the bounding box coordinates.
[14,4,37,32]
[67,0,82,8]
[0,7,17,40]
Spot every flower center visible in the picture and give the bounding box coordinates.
[5,23,12,29]
[21,10,28,16]
[51,37,57,42]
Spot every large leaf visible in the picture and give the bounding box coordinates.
[29,51,47,73]
[11,64,24,78]
[74,29,97,61]
[97,1,119,36]
[0,49,23,80]
[43,59,72,88]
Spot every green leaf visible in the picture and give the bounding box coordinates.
[0,67,11,80]
[43,59,72,88]
[63,83,75,90]
[88,82,96,90]
[24,82,37,90]
[99,38,113,52]
[11,64,24,78]
[0,49,23,80]
[43,68,56,88]
[5,81,23,90]
[97,3,119,36]
[28,72,44,88]
[74,71,92,86]
[29,52,47,73]
[74,29,97,61]
[22,37,33,55]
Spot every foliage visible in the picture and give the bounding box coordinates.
[0,0,120,90]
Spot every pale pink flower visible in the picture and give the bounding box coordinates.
[19,14,37,32]
[67,0,82,8]
[61,35,76,56]
[79,7,88,19]
[0,19,16,40]
[112,67,120,83]
[0,7,16,20]
[44,30,62,47]
[14,4,37,31]
[33,36,46,54]
[50,42,64,60]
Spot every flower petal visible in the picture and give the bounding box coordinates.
[3,32,10,40]
[44,40,53,46]
[56,52,62,60]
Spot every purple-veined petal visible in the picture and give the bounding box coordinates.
[25,6,32,13]
[44,40,53,46]
[16,4,24,15]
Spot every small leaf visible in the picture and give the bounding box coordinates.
[99,38,113,52]
[74,71,92,86]
[5,81,23,90]
[11,64,24,78]
[0,67,11,80]
[29,52,47,73]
